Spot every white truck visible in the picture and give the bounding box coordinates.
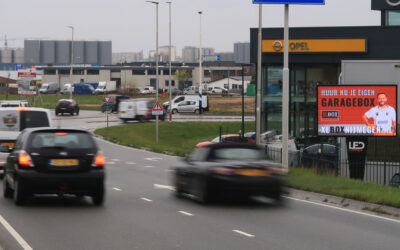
[39,82,59,94]
[118,99,151,122]
[162,95,209,112]
[60,83,74,95]
[95,81,117,94]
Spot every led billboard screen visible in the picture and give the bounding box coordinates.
[317,85,397,137]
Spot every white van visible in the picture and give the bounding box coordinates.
[139,86,156,94]
[0,108,53,175]
[163,95,208,112]
[118,99,148,122]
[183,86,198,95]
[40,82,59,94]
[0,100,29,108]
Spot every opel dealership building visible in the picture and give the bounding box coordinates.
[250,0,400,141]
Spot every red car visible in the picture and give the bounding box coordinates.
[196,134,255,148]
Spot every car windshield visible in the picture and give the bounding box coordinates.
[213,148,264,161]
[30,131,95,149]
[211,136,220,143]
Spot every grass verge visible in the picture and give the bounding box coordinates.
[95,121,255,157]
[287,168,400,208]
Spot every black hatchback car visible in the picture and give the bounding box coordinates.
[172,143,285,204]
[55,99,80,116]
[3,128,105,206]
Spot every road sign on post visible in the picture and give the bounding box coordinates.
[152,100,164,116]
[104,96,111,104]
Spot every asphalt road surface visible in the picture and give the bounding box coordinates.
[0,112,399,249]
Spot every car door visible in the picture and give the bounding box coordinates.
[177,101,189,112]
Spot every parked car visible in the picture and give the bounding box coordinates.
[208,86,228,94]
[2,128,106,206]
[163,95,208,112]
[55,99,80,116]
[0,108,53,177]
[196,134,255,148]
[171,143,285,203]
[390,173,400,188]
[101,95,130,113]
[139,86,156,94]
[0,100,29,108]
[183,86,198,95]
[171,100,199,114]
[39,82,59,94]
[300,143,338,169]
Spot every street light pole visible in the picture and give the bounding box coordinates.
[167,1,172,122]
[256,4,262,145]
[198,11,203,114]
[282,4,290,172]
[67,26,74,99]
[146,1,160,144]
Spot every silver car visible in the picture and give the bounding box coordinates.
[172,101,199,114]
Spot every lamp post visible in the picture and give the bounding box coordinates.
[241,64,253,138]
[256,4,262,145]
[166,1,172,122]
[67,26,74,99]
[198,11,203,114]
[146,0,160,144]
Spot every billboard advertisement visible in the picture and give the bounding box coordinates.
[318,85,397,137]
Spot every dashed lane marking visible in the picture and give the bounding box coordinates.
[126,162,137,165]
[178,211,194,217]
[154,184,175,191]
[111,159,120,162]
[232,230,255,238]
[113,187,122,191]
[106,162,115,165]
[141,197,153,202]
[143,165,154,168]
[145,157,163,162]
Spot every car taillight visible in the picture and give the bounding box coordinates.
[211,167,235,175]
[93,154,106,167]
[56,104,59,107]
[269,167,288,175]
[69,104,73,107]
[19,151,33,167]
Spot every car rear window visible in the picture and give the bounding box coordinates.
[213,148,264,161]
[29,131,95,149]
[21,111,50,130]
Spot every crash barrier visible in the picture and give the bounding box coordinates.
[265,145,400,186]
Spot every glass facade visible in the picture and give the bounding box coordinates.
[387,11,400,26]
[261,64,339,143]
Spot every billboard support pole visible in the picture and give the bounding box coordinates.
[282,4,289,171]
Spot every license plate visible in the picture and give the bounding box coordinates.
[50,159,79,166]
[0,142,15,148]
[120,111,126,114]
[61,108,66,110]
[236,169,270,177]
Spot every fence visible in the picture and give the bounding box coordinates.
[265,145,400,186]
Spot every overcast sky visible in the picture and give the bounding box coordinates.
[0,0,380,56]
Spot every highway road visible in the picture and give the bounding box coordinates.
[0,112,399,249]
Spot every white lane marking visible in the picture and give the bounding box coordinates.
[154,184,175,191]
[106,162,115,165]
[113,187,122,191]
[283,196,400,224]
[145,157,163,162]
[141,197,153,202]
[143,165,154,168]
[126,162,136,165]
[232,229,255,238]
[111,159,120,162]
[95,137,177,159]
[178,211,194,217]
[0,215,33,250]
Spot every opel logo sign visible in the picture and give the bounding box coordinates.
[272,40,283,52]
[386,0,400,6]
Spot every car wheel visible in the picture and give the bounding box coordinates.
[76,109,79,115]
[92,186,105,206]
[13,180,27,206]
[55,112,59,116]
[173,174,184,198]
[3,177,13,198]
[172,109,178,114]
[195,179,210,204]
[70,111,74,116]
[194,109,199,114]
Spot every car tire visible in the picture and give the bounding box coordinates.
[173,174,184,198]
[76,109,79,115]
[13,180,27,206]
[3,177,13,198]
[92,187,105,206]
[194,109,199,114]
[172,109,178,114]
[195,179,210,204]
[55,112,59,116]
[70,111,74,116]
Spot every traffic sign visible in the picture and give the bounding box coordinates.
[152,100,164,116]
[252,0,325,4]
[104,96,112,104]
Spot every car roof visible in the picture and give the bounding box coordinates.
[58,99,74,102]
[0,107,49,112]
[204,142,261,150]
[22,127,90,134]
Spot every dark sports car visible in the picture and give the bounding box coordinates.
[172,143,286,204]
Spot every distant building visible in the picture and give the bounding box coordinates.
[112,51,144,64]
[234,42,250,63]
[0,48,25,70]
[182,46,215,62]
[24,40,112,66]
[218,52,234,62]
